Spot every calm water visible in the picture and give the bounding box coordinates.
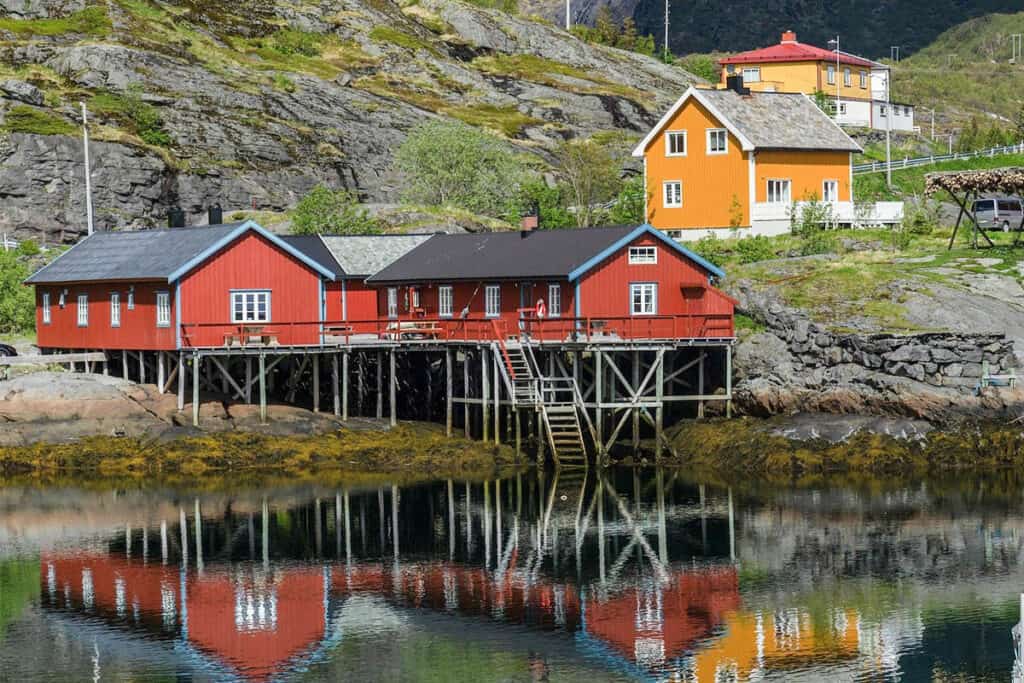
[1,469,1022,682]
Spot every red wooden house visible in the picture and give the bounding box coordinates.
[366,224,735,341]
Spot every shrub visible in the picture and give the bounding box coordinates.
[902,199,940,235]
[515,179,574,229]
[0,249,34,334]
[799,230,839,256]
[607,176,645,225]
[555,137,621,228]
[269,29,323,57]
[692,234,729,264]
[734,235,777,264]
[291,185,381,235]
[91,86,170,147]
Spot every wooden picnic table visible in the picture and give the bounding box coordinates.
[381,321,443,340]
[224,325,279,347]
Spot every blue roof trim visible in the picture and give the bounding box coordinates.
[166,220,337,283]
[566,224,726,282]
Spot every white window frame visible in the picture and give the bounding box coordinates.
[822,179,839,203]
[664,130,687,157]
[76,294,88,327]
[706,128,728,155]
[127,290,135,310]
[386,288,398,319]
[156,291,171,328]
[410,287,420,309]
[628,246,658,265]
[766,179,791,205]
[58,291,66,308]
[826,64,836,85]
[484,285,501,318]
[110,292,121,328]
[663,181,682,209]
[438,285,453,318]
[741,67,760,83]
[859,70,867,88]
[42,292,51,325]
[879,105,887,117]
[547,283,561,317]
[843,67,851,87]
[229,290,269,325]
[630,283,658,316]
[838,102,847,115]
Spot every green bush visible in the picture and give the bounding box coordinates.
[1,106,74,136]
[91,86,170,147]
[902,200,939,235]
[799,230,839,256]
[691,234,729,264]
[515,179,574,229]
[268,29,323,57]
[291,185,381,236]
[0,249,35,335]
[607,176,645,225]
[734,235,777,264]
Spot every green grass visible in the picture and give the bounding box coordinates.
[1,106,75,136]
[368,25,436,53]
[472,53,646,101]
[0,6,111,36]
[853,152,1024,201]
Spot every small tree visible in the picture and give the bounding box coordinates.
[394,120,527,218]
[555,138,621,228]
[291,185,381,235]
[0,249,34,334]
[607,176,645,225]
[594,6,619,45]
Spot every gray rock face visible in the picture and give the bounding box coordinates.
[0,0,84,19]
[0,79,43,105]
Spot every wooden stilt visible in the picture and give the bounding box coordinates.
[259,353,267,424]
[631,350,640,450]
[595,349,603,455]
[726,345,733,419]
[515,409,522,456]
[245,357,253,403]
[139,350,145,384]
[192,353,200,427]
[697,351,705,419]
[493,349,500,446]
[342,351,349,421]
[157,352,165,394]
[102,351,109,376]
[445,348,453,437]
[655,349,665,462]
[357,354,365,417]
[481,346,489,443]
[463,350,470,439]
[389,349,397,427]
[376,350,383,419]
[122,349,128,380]
[220,355,229,394]
[177,352,185,412]
[312,354,320,413]
[332,353,340,417]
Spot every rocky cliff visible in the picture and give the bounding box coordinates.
[0,0,697,242]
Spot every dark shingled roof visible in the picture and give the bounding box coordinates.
[367,226,643,283]
[25,224,246,284]
[280,234,346,279]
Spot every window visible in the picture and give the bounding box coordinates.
[741,67,760,83]
[859,70,867,88]
[838,102,847,115]
[826,64,835,84]
[230,290,268,324]
[822,180,839,202]
[58,291,65,308]
[42,292,50,325]
[156,291,171,327]
[663,181,682,208]
[485,285,501,318]
[706,128,727,155]
[410,288,420,309]
[665,131,687,157]
[438,285,453,318]
[110,292,121,328]
[548,283,561,317]
[126,289,134,310]
[386,288,398,319]
[843,67,851,87]
[879,105,887,117]
[630,283,657,316]
[76,294,88,327]
[726,64,736,74]
[767,179,791,204]
[629,246,657,264]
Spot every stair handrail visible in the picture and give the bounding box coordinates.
[534,375,598,449]
[490,320,517,381]
[520,335,544,379]
[489,342,517,399]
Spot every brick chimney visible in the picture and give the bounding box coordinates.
[520,201,539,236]
[781,30,797,44]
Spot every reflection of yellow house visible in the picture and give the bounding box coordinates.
[688,608,861,681]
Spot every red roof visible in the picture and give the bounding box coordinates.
[720,31,876,68]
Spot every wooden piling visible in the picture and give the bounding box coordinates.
[697,350,705,419]
[375,350,383,419]
[139,350,145,384]
[312,354,320,413]
[192,353,200,427]
[389,349,397,427]
[726,345,733,419]
[332,353,340,417]
[594,349,603,455]
[122,349,128,381]
[463,350,470,439]
[632,350,640,450]
[481,346,490,443]
[493,349,500,446]
[177,352,185,412]
[245,357,253,403]
[157,352,165,394]
[655,349,665,461]
[445,348,453,437]
[342,351,349,421]
[258,353,267,424]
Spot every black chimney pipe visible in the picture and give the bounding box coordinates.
[167,206,186,228]
[725,75,750,95]
[208,203,223,226]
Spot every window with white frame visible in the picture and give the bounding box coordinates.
[630,283,657,316]
[665,131,687,157]
[822,179,839,202]
[859,70,867,88]
[156,291,171,327]
[767,179,791,204]
[706,128,727,155]
[110,292,121,328]
[663,181,682,208]
[879,105,887,117]
[741,67,760,83]
[485,285,501,318]
[410,288,420,309]
[547,283,561,317]
[127,289,134,310]
[58,291,65,308]
[386,288,398,318]
[629,246,657,264]
[77,294,88,327]
[838,102,847,115]
[826,64,835,84]
[843,67,851,86]
[230,290,268,324]
[42,292,51,324]
[438,285,453,317]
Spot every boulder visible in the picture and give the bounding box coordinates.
[0,79,43,106]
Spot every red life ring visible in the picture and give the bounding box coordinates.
[535,299,547,319]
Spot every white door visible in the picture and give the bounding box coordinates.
[387,288,398,318]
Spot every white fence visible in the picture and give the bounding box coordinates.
[0,234,17,252]
[752,200,904,226]
[853,143,1024,175]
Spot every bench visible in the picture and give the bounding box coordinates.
[981,361,1017,389]
[224,326,279,347]
[381,321,443,341]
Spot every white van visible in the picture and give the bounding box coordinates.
[972,198,1024,232]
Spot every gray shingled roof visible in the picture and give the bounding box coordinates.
[280,235,345,279]
[367,226,641,283]
[699,90,861,152]
[25,224,246,284]
[320,235,433,277]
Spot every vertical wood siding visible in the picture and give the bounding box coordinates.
[35,282,176,350]
[755,150,852,202]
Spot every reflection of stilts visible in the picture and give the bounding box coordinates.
[261,497,269,569]
[600,473,670,585]
[193,499,203,573]
[1013,593,1024,683]
[447,480,455,561]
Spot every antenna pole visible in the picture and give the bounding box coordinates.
[80,102,95,236]
[663,0,669,61]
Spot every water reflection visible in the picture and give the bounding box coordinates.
[0,470,1020,681]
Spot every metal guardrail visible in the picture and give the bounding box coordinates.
[0,234,18,251]
[853,143,1024,175]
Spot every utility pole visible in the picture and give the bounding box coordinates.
[885,64,892,188]
[564,0,570,31]
[828,36,840,120]
[663,0,670,62]
[1011,34,1022,64]
[79,101,94,236]
[930,108,935,141]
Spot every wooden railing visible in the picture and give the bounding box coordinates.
[178,313,734,349]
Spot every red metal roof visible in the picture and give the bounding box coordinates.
[720,31,876,68]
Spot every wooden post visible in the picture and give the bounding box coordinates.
[357,353,365,418]
[245,357,253,403]
[332,353,340,417]
[122,349,128,380]
[697,351,705,419]
[192,353,200,427]
[631,350,640,450]
[594,349,603,455]
[258,353,267,424]
[157,352,165,394]
[726,345,733,419]
[655,349,665,461]
[389,349,397,427]
[481,346,490,443]
[177,352,185,411]
[463,350,470,439]
[493,349,500,446]
[312,354,320,413]
[375,350,383,419]
[342,351,349,421]
[445,348,453,437]
[102,351,109,376]
[515,409,522,456]
[139,350,145,384]
[220,355,229,394]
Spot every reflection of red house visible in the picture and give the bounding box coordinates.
[583,567,740,669]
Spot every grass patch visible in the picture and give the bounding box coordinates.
[88,86,170,147]
[472,53,646,101]
[0,106,75,136]
[0,6,111,36]
[368,25,435,53]
[734,313,765,334]
[853,152,1024,201]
